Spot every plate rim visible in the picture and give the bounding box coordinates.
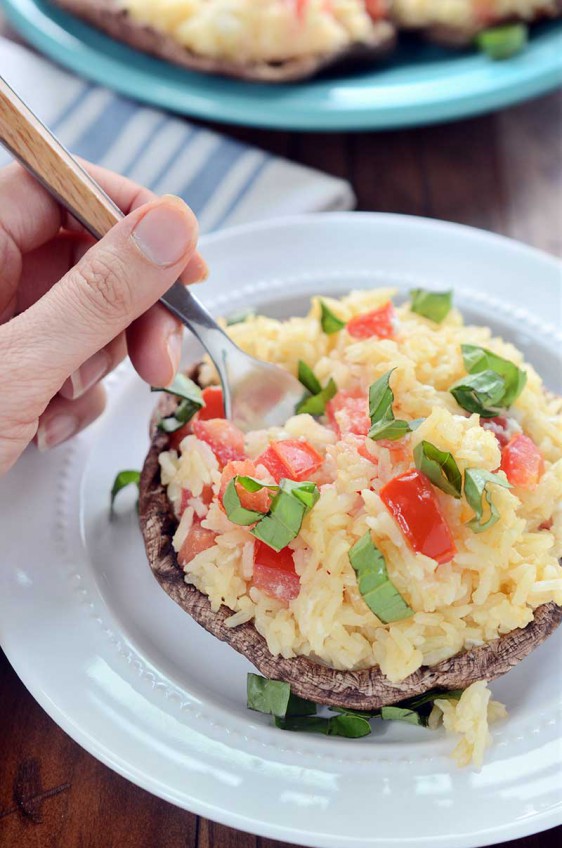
[1,212,561,847]
[1,0,561,130]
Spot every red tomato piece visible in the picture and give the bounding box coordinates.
[198,386,225,420]
[481,415,511,448]
[380,470,456,565]
[365,0,387,19]
[252,540,300,602]
[179,485,213,515]
[219,459,271,514]
[500,434,544,490]
[168,423,192,452]
[192,419,245,467]
[255,445,289,484]
[256,440,323,483]
[347,302,395,340]
[178,520,216,566]
[326,389,371,437]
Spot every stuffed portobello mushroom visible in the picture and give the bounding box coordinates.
[135,288,562,765]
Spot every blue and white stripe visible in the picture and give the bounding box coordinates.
[1,38,354,231]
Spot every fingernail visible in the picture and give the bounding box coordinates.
[183,252,209,285]
[132,197,195,267]
[166,329,183,377]
[62,349,111,400]
[37,414,79,451]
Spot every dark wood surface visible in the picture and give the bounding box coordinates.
[1,14,561,843]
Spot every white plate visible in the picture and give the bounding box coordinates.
[1,214,561,848]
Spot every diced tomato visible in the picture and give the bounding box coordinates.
[168,423,192,452]
[326,389,371,437]
[219,460,271,514]
[380,470,456,565]
[347,302,395,340]
[482,415,511,448]
[474,0,497,24]
[178,520,216,566]
[192,418,245,467]
[539,518,553,531]
[256,439,322,483]
[179,485,213,516]
[252,540,300,602]
[500,434,544,490]
[198,386,225,420]
[365,0,387,19]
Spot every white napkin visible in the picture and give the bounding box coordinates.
[0,38,355,232]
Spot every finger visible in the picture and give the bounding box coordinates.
[127,304,183,388]
[36,383,107,451]
[0,160,206,318]
[2,195,198,417]
[58,333,127,400]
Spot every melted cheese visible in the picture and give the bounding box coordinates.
[122,0,385,63]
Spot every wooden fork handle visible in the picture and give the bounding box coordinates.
[0,75,122,239]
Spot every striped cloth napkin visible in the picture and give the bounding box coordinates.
[0,37,355,232]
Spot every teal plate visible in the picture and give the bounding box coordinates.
[2,0,562,130]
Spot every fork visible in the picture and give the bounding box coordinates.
[0,76,304,431]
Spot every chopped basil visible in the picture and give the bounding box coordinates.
[413,441,462,498]
[297,378,337,416]
[450,345,527,417]
[251,479,319,552]
[247,674,316,719]
[296,361,337,416]
[449,370,506,418]
[329,706,380,719]
[348,532,413,624]
[410,289,453,324]
[381,706,428,727]
[152,374,204,433]
[319,299,346,335]
[464,468,512,533]
[298,360,322,396]
[223,478,268,526]
[226,307,256,326]
[275,714,372,739]
[476,23,528,60]
[110,469,141,515]
[461,345,527,408]
[368,370,418,441]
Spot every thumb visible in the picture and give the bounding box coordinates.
[5,195,198,403]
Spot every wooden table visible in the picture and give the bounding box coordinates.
[1,14,561,847]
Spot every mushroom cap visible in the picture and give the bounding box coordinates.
[139,381,561,710]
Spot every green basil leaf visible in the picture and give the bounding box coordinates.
[476,23,528,60]
[298,360,322,396]
[237,476,278,494]
[247,674,291,718]
[464,468,512,533]
[461,344,527,408]
[153,374,204,432]
[110,469,141,515]
[381,706,428,727]
[368,370,416,441]
[413,441,462,498]
[319,299,346,335]
[247,674,317,719]
[296,378,338,417]
[329,706,381,719]
[226,308,256,326]
[402,689,464,710]
[410,289,453,323]
[348,532,413,624]
[275,714,372,739]
[449,370,506,418]
[368,369,395,424]
[251,479,319,551]
[223,478,266,526]
[369,418,412,442]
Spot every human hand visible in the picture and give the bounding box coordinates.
[0,160,206,476]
